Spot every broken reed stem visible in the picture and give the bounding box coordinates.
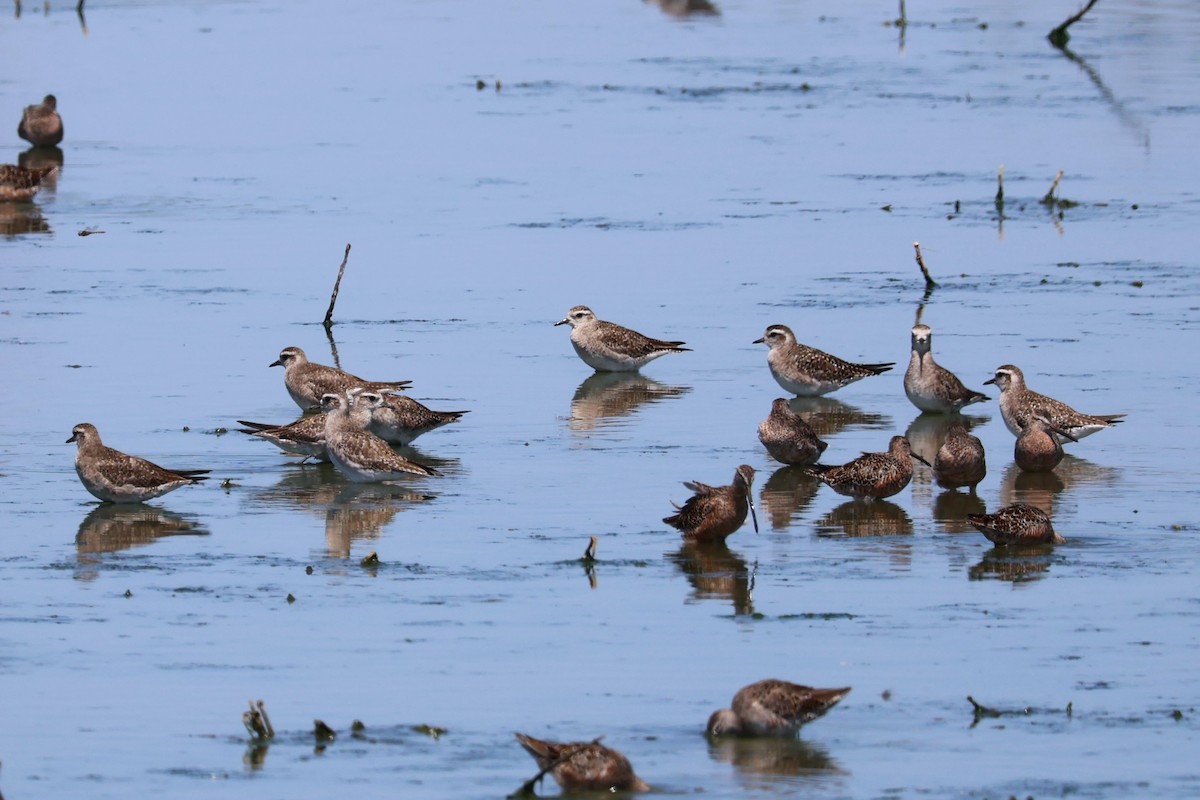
[913,242,937,290]
[1041,170,1065,205]
[897,0,906,27]
[583,536,598,561]
[1048,0,1100,48]
[994,164,1004,209]
[323,243,352,329]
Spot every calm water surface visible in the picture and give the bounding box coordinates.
[2,0,1199,797]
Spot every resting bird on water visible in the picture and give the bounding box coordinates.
[808,436,928,500]
[707,679,852,737]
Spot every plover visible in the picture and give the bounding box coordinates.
[1014,409,1077,472]
[236,413,329,462]
[809,435,928,499]
[270,346,411,412]
[933,420,987,490]
[67,423,209,504]
[904,324,989,413]
[513,733,650,793]
[321,391,438,482]
[0,164,56,202]
[663,464,758,543]
[366,394,468,446]
[985,364,1124,440]
[754,324,893,396]
[758,398,828,466]
[18,94,63,147]
[707,679,851,737]
[968,502,1062,546]
[555,305,690,372]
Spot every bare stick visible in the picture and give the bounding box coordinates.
[323,243,352,329]
[994,164,1004,209]
[913,242,937,290]
[1048,0,1099,48]
[583,536,597,561]
[897,0,906,27]
[1041,170,1064,205]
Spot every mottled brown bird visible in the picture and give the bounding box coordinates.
[68,423,209,504]
[809,436,928,500]
[18,94,63,147]
[1014,410,1077,472]
[758,397,828,466]
[968,502,1062,546]
[754,324,893,397]
[707,679,851,737]
[270,346,411,411]
[933,421,986,490]
[904,324,989,413]
[555,305,690,372]
[986,364,1124,440]
[0,163,56,202]
[663,464,758,542]
[513,732,650,793]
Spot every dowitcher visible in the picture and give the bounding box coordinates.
[933,420,987,490]
[555,305,690,372]
[809,435,928,499]
[17,94,63,147]
[513,732,650,793]
[663,464,758,542]
[904,324,989,413]
[985,364,1123,440]
[758,397,828,466]
[321,391,438,482]
[754,324,893,396]
[1014,409,1078,472]
[67,423,209,503]
[968,502,1062,546]
[707,679,851,737]
[0,164,56,202]
[270,346,411,412]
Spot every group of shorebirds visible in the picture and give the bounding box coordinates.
[1,95,62,202]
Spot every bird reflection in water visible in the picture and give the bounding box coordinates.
[325,483,434,559]
[791,397,890,440]
[998,454,1116,516]
[707,736,844,785]
[815,500,912,538]
[759,466,822,531]
[645,0,720,18]
[75,505,209,581]
[905,411,989,470]
[667,542,755,616]
[968,545,1057,584]
[932,488,987,534]
[568,371,690,432]
[17,146,63,190]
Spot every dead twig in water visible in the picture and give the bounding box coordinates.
[994,164,1004,211]
[323,243,352,329]
[243,698,275,740]
[1048,0,1099,48]
[1040,170,1065,205]
[583,536,598,562]
[913,242,938,294]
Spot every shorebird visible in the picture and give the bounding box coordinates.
[985,364,1124,440]
[555,305,690,372]
[0,164,56,202]
[754,324,893,396]
[270,346,411,412]
[1014,409,1077,472]
[236,413,329,462]
[968,502,1062,546]
[663,465,758,543]
[707,679,851,737]
[322,391,438,482]
[367,393,468,446]
[513,733,650,793]
[933,420,987,490]
[17,94,63,147]
[904,324,989,413]
[67,423,209,503]
[808,436,928,500]
[758,398,828,466]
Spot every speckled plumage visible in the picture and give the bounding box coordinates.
[758,398,828,466]
[67,423,209,504]
[514,732,650,793]
[904,324,989,412]
[367,393,468,446]
[270,346,411,412]
[933,421,987,490]
[985,364,1124,440]
[555,305,690,372]
[1014,410,1077,472]
[707,679,851,737]
[0,164,55,202]
[321,391,438,482]
[968,502,1062,546]
[754,324,893,397]
[663,464,758,543]
[17,94,63,147]
[809,435,928,499]
[237,413,329,461]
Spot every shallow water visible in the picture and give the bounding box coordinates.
[2,0,1199,797]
